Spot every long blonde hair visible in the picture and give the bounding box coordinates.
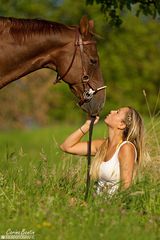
[90,107,144,180]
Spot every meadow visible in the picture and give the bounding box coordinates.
[0,119,159,240]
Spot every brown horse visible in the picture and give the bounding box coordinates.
[0,16,106,116]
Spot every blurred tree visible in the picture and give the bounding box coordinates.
[86,0,160,26]
[99,14,160,116]
[0,0,56,18]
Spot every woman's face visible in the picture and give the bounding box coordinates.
[104,107,129,129]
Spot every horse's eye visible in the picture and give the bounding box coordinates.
[90,58,98,65]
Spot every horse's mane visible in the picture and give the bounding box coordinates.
[0,16,73,42]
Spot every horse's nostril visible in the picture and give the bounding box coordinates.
[82,75,89,82]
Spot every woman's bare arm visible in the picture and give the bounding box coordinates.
[60,117,104,156]
[118,143,136,189]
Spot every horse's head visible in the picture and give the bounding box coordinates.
[55,16,106,116]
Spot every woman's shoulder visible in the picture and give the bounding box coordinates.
[118,141,137,162]
[119,141,136,152]
[119,141,136,151]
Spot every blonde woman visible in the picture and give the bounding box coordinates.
[60,107,144,195]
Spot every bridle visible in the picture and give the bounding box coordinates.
[56,27,106,106]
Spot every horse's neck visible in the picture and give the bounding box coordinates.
[0,18,73,89]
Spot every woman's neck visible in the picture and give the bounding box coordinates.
[108,127,123,147]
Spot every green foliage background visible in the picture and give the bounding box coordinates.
[0,2,159,239]
[0,0,159,128]
[87,0,160,26]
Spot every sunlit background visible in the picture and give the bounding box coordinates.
[0,2,159,239]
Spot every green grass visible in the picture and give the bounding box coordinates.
[0,121,159,240]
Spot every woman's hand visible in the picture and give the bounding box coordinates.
[60,115,103,156]
[84,116,100,127]
[80,116,100,134]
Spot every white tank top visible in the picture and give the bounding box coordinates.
[97,141,137,195]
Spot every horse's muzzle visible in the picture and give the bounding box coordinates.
[80,89,106,116]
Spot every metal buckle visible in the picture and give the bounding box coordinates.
[83,88,95,101]
[83,86,107,101]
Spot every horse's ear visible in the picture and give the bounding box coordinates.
[89,19,94,30]
[79,16,89,36]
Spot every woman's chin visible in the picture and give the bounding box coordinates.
[104,118,108,125]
